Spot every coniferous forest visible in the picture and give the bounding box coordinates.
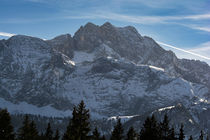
[0,101,209,140]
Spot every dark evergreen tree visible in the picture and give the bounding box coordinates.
[178,124,185,140]
[45,123,53,140]
[39,132,47,140]
[92,127,100,140]
[29,121,39,139]
[110,119,124,140]
[160,114,170,140]
[100,135,106,140]
[63,100,90,140]
[17,115,30,140]
[139,115,159,140]
[53,129,60,140]
[125,126,136,140]
[188,135,193,140]
[17,115,39,140]
[168,127,177,140]
[76,100,91,139]
[63,108,76,140]
[63,119,73,140]
[199,130,204,140]
[0,109,15,140]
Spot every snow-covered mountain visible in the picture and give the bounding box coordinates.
[0,22,209,136]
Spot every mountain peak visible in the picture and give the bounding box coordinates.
[101,22,113,27]
[84,22,98,29]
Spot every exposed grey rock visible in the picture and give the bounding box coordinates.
[47,34,74,58]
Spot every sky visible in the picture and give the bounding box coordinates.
[0,0,210,64]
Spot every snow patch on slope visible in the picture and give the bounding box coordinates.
[108,115,138,123]
[149,65,164,72]
[0,98,72,117]
[158,105,176,112]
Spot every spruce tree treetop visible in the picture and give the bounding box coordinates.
[92,127,100,140]
[188,135,193,140]
[110,119,124,140]
[178,124,185,140]
[199,130,204,140]
[45,122,53,140]
[100,135,106,140]
[0,109,15,140]
[125,126,136,140]
[17,115,39,140]
[62,119,73,140]
[167,127,177,140]
[160,114,170,140]
[62,100,90,140]
[53,129,60,140]
[139,115,160,140]
[17,115,30,140]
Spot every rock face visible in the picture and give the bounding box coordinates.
[0,22,210,136]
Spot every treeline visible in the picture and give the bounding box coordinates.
[0,100,209,140]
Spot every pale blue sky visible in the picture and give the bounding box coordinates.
[0,0,210,63]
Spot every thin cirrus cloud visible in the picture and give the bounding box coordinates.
[191,26,210,33]
[190,42,210,56]
[0,32,16,37]
[157,41,210,65]
[2,11,210,24]
[86,12,210,33]
[2,11,210,34]
[85,12,210,23]
[157,41,210,60]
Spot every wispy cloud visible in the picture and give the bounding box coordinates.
[184,14,210,20]
[3,10,210,24]
[0,32,16,37]
[87,12,210,24]
[191,26,210,33]
[190,42,210,57]
[157,41,210,61]
[85,12,210,33]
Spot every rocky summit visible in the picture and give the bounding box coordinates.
[0,22,209,136]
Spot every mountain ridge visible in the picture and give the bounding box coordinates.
[0,22,210,136]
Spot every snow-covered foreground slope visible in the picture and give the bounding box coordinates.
[0,98,72,117]
[0,22,210,136]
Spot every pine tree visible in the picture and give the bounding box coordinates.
[62,110,76,140]
[39,132,46,140]
[139,115,160,140]
[199,130,204,140]
[29,121,39,139]
[125,126,136,140]
[160,114,170,140]
[178,124,185,140]
[62,120,73,140]
[76,100,90,139]
[17,115,39,140]
[92,127,100,140]
[17,115,30,140]
[188,135,193,140]
[63,100,90,140]
[168,127,177,140]
[0,109,15,140]
[45,123,53,140]
[53,129,60,140]
[100,135,106,140]
[110,119,124,140]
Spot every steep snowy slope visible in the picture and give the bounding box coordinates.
[72,22,210,93]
